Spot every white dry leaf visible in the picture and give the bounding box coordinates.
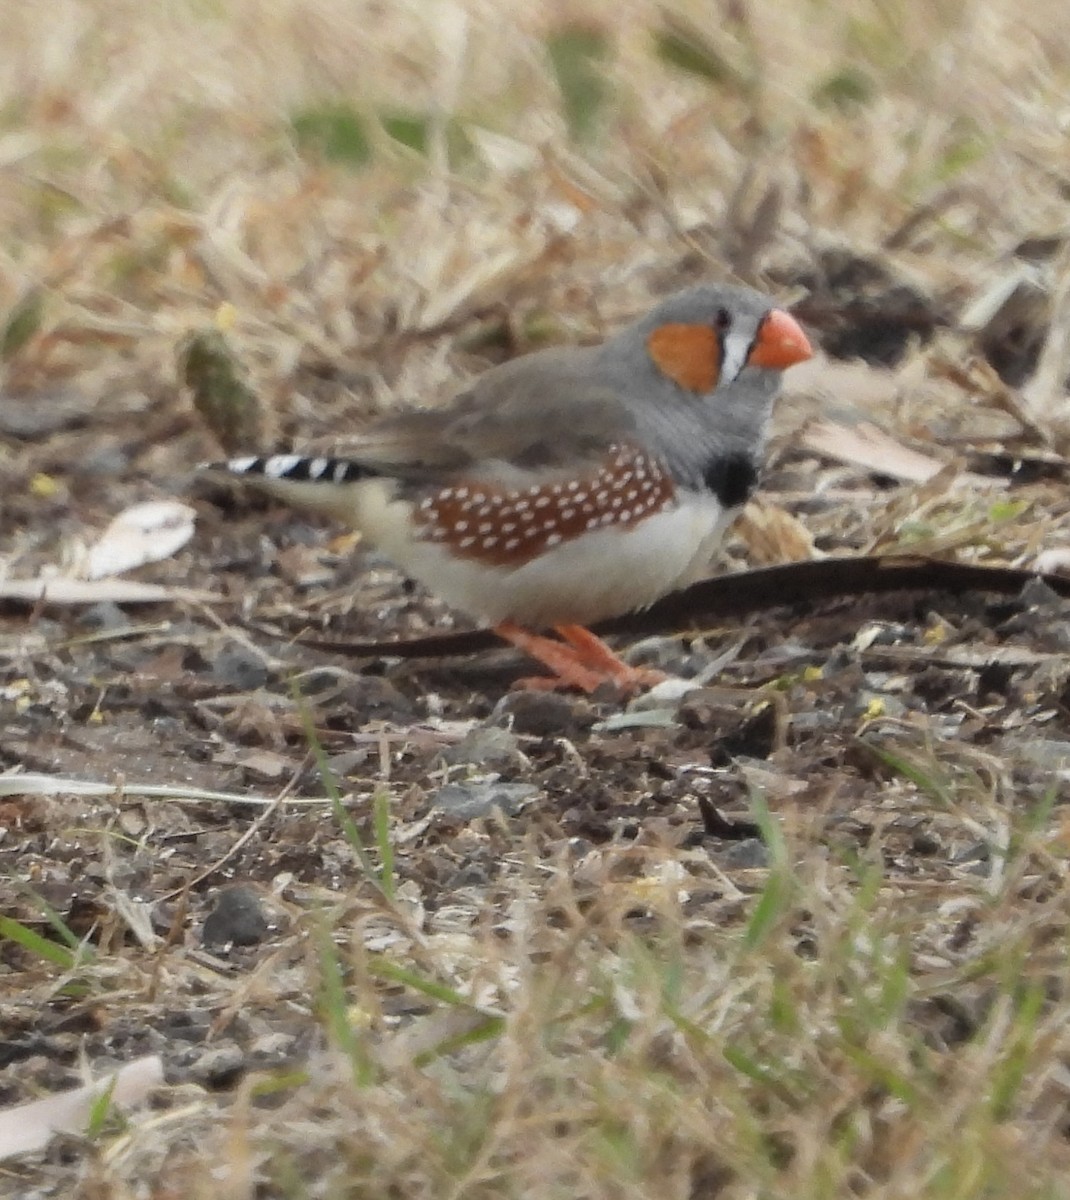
[782,354,907,415]
[800,418,946,483]
[110,891,159,950]
[0,577,215,605]
[468,127,540,176]
[0,1055,164,1162]
[1033,547,1070,577]
[85,501,197,580]
[0,772,335,806]
[959,265,1046,332]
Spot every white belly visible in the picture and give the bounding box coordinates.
[363,485,734,628]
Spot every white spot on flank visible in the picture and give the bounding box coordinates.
[561,508,575,520]
[439,488,454,500]
[543,519,557,531]
[419,497,434,511]
[626,489,638,502]
[483,536,498,548]
[501,522,516,533]
[504,537,520,551]
[455,487,469,499]
[514,499,530,511]
[453,521,468,532]
[476,505,491,517]
[472,493,486,504]
[479,522,494,533]
[567,480,580,491]
[545,533,563,547]
[459,536,476,548]
[534,496,551,508]
[574,492,588,504]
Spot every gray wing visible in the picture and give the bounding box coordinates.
[341,346,636,485]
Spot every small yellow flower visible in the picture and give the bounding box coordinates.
[215,302,238,332]
[30,472,60,499]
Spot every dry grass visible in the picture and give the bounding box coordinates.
[4,0,1070,1197]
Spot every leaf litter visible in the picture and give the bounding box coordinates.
[3,0,1070,1195]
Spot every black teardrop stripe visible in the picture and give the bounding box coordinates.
[701,452,758,509]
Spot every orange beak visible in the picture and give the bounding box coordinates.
[748,308,813,370]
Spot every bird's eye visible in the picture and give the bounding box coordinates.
[713,307,731,332]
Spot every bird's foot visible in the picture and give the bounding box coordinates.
[494,622,668,695]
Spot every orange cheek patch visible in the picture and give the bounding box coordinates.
[646,324,720,393]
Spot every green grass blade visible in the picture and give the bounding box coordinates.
[367,956,484,1010]
[652,17,743,89]
[412,1015,506,1067]
[0,914,77,968]
[545,24,610,142]
[290,678,384,894]
[315,922,375,1087]
[742,790,794,950]
[290,102,371,167]
[17,882,86,950]
[373,787,395,900]
[859,739,953,807]
[85,1074,120,1139]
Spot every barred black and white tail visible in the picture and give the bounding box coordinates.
[200,453,383,525]
[216,454,370,487]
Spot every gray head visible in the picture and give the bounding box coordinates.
[595,282,813,492]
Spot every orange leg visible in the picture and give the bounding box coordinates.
[493,622,666,695]
[555,625,668,691]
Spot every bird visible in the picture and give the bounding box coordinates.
[201,283,813,693]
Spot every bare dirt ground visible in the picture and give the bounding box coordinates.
[3,2,1070,1197]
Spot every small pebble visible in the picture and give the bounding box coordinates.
[202,885,271,948]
